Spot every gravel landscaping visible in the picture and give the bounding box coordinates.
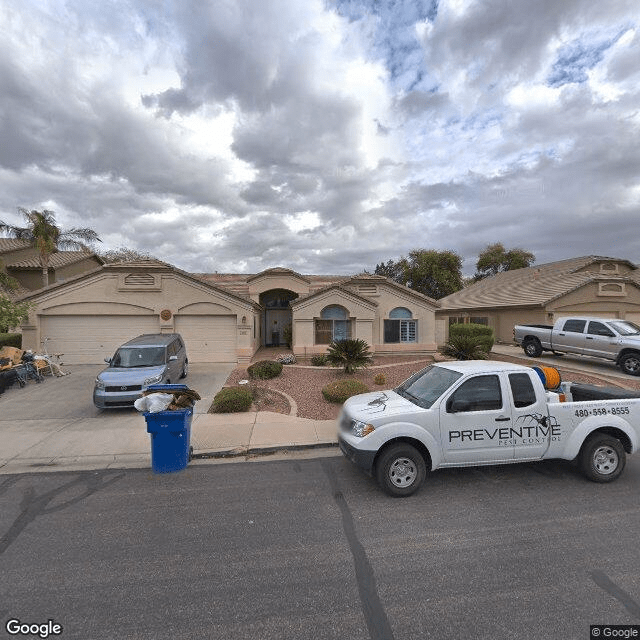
[218,352,640,419]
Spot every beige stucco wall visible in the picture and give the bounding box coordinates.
[247,272,311,302]
[291,285,438,358]
[21,267,258,361]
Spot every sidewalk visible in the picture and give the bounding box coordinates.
[0,410,339,475]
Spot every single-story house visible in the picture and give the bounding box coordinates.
[436,256,640,345]
[1,238,103,291]
[17,261,440,364]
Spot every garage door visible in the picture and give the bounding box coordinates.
[40,315,160,364]
[624,313,640,325]
[174,315,237,363]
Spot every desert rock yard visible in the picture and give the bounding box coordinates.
[219,353,640,420]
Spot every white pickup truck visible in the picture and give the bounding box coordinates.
[338,361,640,496]
[513,316,640,375]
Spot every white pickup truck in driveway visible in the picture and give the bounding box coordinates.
[338,361,640,496]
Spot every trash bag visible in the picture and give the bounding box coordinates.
[134,393,174,413]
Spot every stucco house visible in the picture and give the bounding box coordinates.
[436,256,640,345]
[1,238,103,292]
[17,261,440,364]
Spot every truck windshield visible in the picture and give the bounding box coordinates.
[395,365,463,409]
[111,347,166,368]
[608,321,640,336]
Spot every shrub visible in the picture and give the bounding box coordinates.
[0,333,21,349]
[326,339,372,373]
[211,386,253,413]
[275,353,296,364]
[374,373,386,386]
[311,354,328,366]
[247,360,283,379]
[322,379,370,404]
[448,323,494,353]
[442,323,495,360]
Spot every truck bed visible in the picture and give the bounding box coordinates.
[562,382,640,403]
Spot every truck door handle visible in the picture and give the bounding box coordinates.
[495,417,510,422]
[586,336,594,340]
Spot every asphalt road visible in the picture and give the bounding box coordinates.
[1,454,639,640]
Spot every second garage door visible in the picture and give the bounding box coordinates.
[40,315,160,364]
[174,315,237,363]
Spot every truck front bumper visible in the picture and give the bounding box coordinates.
[338,435,377,475]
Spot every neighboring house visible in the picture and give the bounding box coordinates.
[17,262,440,364]
[436,256,640,345]
[0,238,103,291]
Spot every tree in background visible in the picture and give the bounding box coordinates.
[375,249,464,300]
[474,243,535,281]
[0,295,32,333]
[0,208,101,289]
[99,247,158,263]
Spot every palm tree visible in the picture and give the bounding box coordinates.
[0,208,101,288]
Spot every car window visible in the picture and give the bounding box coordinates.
[396,365,463,409]
[509,373,537,408]
[587,321,615,337]
[112,347,166,368]
[562,319,586,333]
[168,341,177,357]
[447,375,502,413]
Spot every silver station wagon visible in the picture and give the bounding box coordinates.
[93,334,188,408]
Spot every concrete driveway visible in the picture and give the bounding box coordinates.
[0,362,234,472]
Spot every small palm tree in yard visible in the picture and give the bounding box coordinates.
[326,338,372,373]
[441,333,490,360]
[0,208,101,289]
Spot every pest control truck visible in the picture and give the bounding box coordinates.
[338,361,640,496]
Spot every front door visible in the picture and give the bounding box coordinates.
[439,374,515,464]
[584,320,618,359]
[265,309,291,346]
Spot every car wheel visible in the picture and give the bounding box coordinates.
[580,435,625,483]
[180,359,188,379]
[375,444,426,497]
[523,339,542,357]
[619,353,640,376]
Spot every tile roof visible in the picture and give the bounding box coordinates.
[0,238,32,253]
[7,251,100,269]
[439,256,640,310]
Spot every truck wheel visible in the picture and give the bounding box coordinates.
[619,353,640,376]
[580,435,625,483]
[375,444,426,497]
[523,339,542,357]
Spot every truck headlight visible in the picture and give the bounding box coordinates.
[351,420,375,438]
[94,377,105,390]
[143,373,164,387]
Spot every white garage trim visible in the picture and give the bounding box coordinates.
[40,315,160,364]
[174,315,237,363]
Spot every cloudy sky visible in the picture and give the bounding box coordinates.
[0,0,638,276]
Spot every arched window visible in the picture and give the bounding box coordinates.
[315,305,351,344]
[385,307,417,343]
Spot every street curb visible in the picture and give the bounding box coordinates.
[193,441,339,460]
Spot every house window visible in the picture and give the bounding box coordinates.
[470,317,489,326]
[385,307,417,343]
[315,305,351,344]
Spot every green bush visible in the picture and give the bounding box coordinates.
[442,323,495,360]
[448,323,494,353]
[310,354,328,366]
[247,360,283,379]
[211,386,253,413]
[0,333,21,349]
[374,373,386,386]
[322,379,370,404]
[326,339,372,373]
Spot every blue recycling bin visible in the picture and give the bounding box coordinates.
[143,384,194,474]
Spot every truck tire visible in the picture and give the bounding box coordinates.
[580,435,626,483]
[619,352,640,376]
[375,443,426,497]
[523,339,542,357]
